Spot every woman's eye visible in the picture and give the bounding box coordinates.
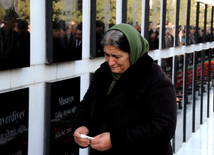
[114,55,120,59]
[104,53,109,56]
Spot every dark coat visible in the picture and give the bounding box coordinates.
[72,53,177,155]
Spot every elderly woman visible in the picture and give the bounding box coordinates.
[73,23,176,155]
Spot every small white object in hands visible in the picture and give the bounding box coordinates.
[80,134,95,140]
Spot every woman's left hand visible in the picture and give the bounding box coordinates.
[90,132,112,151]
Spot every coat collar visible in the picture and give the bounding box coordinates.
[106,53,154,97]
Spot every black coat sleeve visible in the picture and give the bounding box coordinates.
[72,74,97,134]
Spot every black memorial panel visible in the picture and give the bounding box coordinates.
[183,52,193,142]
[193,50,202,131]
[46,0,83,63]
[45,77,80,155]
[0,0,30,71]
[173,54,184,153]
[186,53,193,99]
[175,54,184,107]
[0,88,29,155]
[161,56,173,81]
[210,48,214,81]
[201,49,209,122]
[209,48,214,114]
[127,0,142,34]
[90,0,116,58]
[195,51,202,94]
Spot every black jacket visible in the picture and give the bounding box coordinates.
[73,53,177,155]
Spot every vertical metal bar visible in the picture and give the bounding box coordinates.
[211,7,214,42]
[183,53,188,142]
[161,0,166,49]
[200,50,205,124]
[44,83,51,155]
[161,58,165,70]
[186,0,191,46]
[175,0,180,47]
[144,0,150,40]
[207,49,211,117]
[203,4,207,43]
[45,0,53,64]
[90,0,96,58]
[195,2,200,44]
[192,51,197,132]
[172,55,178,153]
[122,0,127,23]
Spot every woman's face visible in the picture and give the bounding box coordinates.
[104,45,130,74]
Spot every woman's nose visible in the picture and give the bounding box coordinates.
[108,56,115,66]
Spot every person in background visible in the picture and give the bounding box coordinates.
[155,23,160,38]
[148,30,159,50]
[189,26,196,45]
[13,18,21,32]
[96,20,104,57]
[0,13,18,69]
[16,19,30,66]
[165,28,173,48]
[72,23,177,155]
[73,22,82,60]
[178,30,184,46]
[52,21,61,63]
[148,21,154,35]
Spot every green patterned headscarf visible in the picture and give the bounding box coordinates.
[106,23,149,95]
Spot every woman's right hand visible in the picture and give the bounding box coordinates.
[73,126,90,147]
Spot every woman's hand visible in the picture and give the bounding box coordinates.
[90,132,112,151]
[73,126,90,147]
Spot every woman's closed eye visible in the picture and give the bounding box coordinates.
[104,52,110,57]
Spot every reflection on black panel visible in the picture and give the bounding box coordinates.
[210,48,214,80]
[148,0,160,50]
[212,10,214,41]
[204,50,209,82]
[176,55,184,109]
[0,88,29,155]
[52,0,82,63]
[127,0,142,34]
[162,57,173,81]
[46,77,80,155]
[197,2,205,43]
[205,5,212,42]
[177,0,187,47]
[208,49,214,117]
[0,0,30,71]
[164,0,176,48]
[187,53,193,95]
[94,0,116,58]
[196,51,202,91]
[188,0,197,45]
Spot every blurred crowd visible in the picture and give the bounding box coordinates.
[131,20,214,51]
[0,13,30,70]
